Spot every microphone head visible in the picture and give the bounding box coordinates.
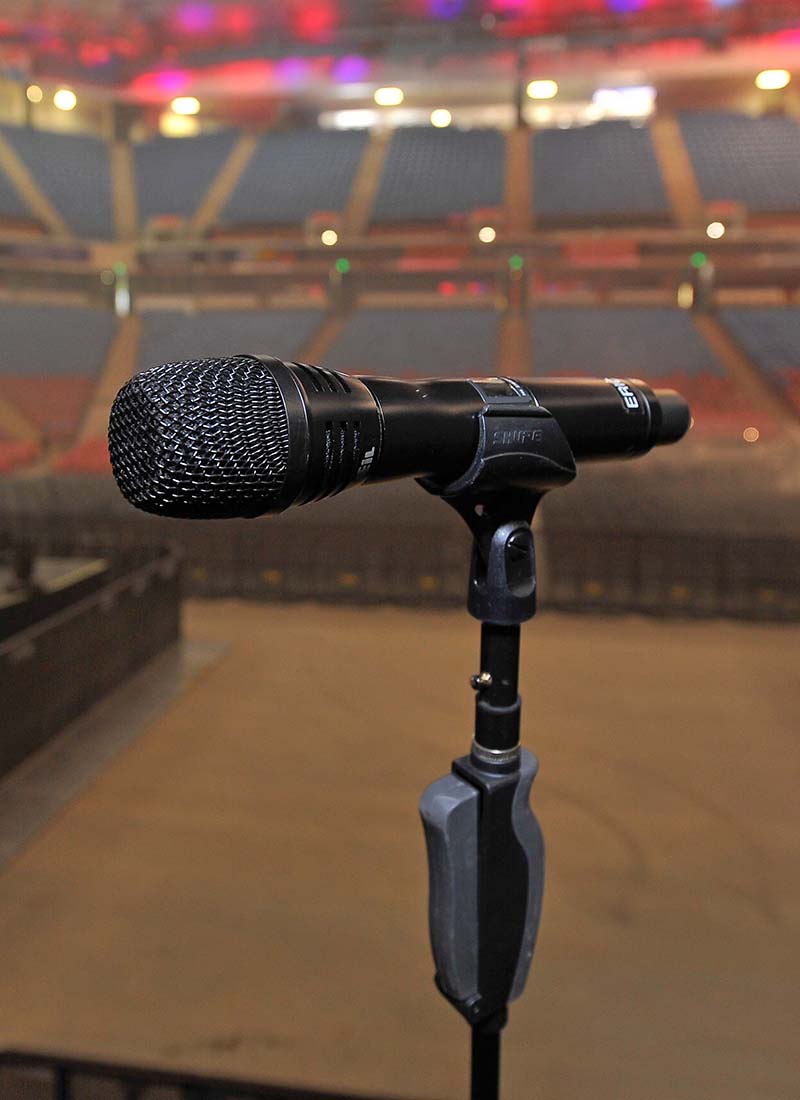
[109,356,292,519]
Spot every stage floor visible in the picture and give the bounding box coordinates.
[0,602,797,1100]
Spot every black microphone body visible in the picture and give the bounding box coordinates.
[109,355,690,519]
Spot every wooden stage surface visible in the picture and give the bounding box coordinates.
[0,601,797,1099]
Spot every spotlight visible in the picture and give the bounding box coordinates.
[320,229,338,246]
[526,79,558,100]
[374,87,404,106]
[755,69,791,91]
[25,84,43,104]
[743,427,760,443]
[478,226,496,244]
[430,108,452,128]
[706,221,726,240]
[171,96,201,115]
[53,88,77,111]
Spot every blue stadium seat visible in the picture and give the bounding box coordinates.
[371,127,505,222]
[322,307,499,375]
[221,128,368,226]
[721,307,800,389]
[134,130,238,224]
[533,121,669,222]
[0,302,116,377]
[678,111,800,212]
[138,308,324,372]
[529,306,721,377]
[0,125,114,238]
[0,302,117,442]
[0,163,32,222]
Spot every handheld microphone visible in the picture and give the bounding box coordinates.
[108,354,690,519]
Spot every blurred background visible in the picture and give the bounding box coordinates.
[0,1,798,1098]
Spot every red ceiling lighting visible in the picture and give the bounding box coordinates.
[295,1,337,40]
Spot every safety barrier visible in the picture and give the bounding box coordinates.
[0,552,180,778]
[0,1050,396,1100]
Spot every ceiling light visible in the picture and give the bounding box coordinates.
[526,79,558,100]
[53,88,77,111]
[430,108,452,128]
[320,229,338,246]
[755,69,791,91]
[478,225,496,244]
[171,95,201,115]
[374,86,404,107]
[706,221,726,240]
[25,85,43,104]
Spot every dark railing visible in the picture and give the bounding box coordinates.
[0,1050,400,1100]
[0,552,180,779]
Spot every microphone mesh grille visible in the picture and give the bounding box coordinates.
[109,356,291,518]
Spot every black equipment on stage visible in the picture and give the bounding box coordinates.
[109,355,690,1100]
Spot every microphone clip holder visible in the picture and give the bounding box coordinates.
[418,383,578,1099]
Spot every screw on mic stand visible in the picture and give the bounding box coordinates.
[418,381,577,1100]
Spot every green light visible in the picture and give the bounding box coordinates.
[508,254,524,271]
[690,251,707,269]
[112,261,128,277]
[335,257,350,274]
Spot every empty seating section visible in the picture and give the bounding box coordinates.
[533,121,668,222]
[0,165,31,223]
[221,129,367,226]
[0,303,116,443]
[0,125,113,238]
[137,308,324,372]
[529,306,750,436]
[134,130,237,225]
[372,128,504,222]
[323,307,499,376]
[678,112,800,213]
[721,307,800,412]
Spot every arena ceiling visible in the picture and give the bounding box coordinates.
[1,0,799,94]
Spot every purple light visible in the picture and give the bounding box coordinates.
[607,0,645,12]
[332,54,370,83]
[175,2,214,33]
[276,56,311,86]
[429,0,466,16]
[153,69,190,95]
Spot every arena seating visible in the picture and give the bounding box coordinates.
[0,163,34,225]
[0,125,114,238]
[529,305,757,437]
[134,130,238,226]
[0,302,117,445]
[678,111,800,214]
[371,127,505,222]
[721,307,800,412]
[533,120,669,223]
[221,128,368,227]
[137,307,325,372]
[323,306,499,375]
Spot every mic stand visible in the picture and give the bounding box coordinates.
[418,383,577,1100]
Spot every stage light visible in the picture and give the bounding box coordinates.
[743,426,760,443]
[431,108,452,128]
[478,226,496,244]
[706,221,726,240]
[320,229,338,246]
[755,69,791,91]
[171,95,200,115]
[374,86,404,106]
[25,85,43,104]
[53,88,77,111]
[690,251,708,269]
[526,79,558,100]
[159,110,200,137]
[335,257,351,274]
